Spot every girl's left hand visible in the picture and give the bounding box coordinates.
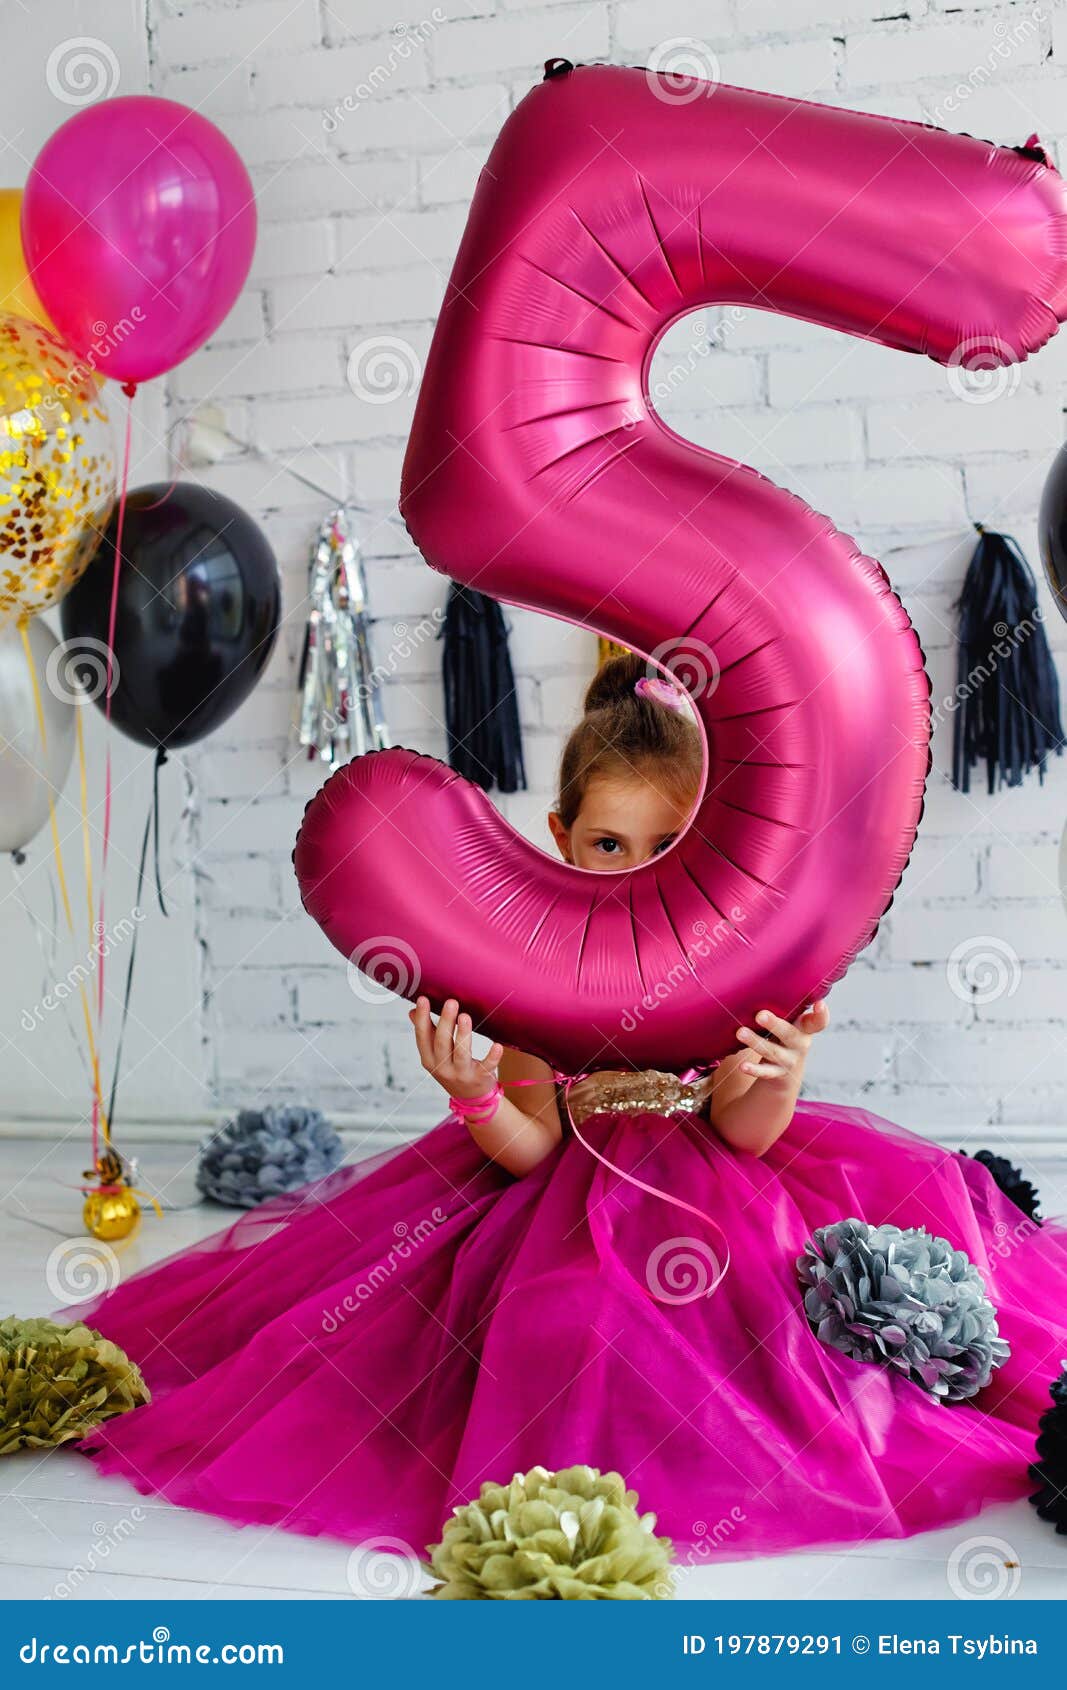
[735,1000,830,1088]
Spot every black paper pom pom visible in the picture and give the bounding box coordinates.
[1029,1364,1067,1534]
[962,1148,1042,1223]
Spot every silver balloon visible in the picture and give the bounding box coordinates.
[0,618,75,853]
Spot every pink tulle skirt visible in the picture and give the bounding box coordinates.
[66,1102,1067,1560]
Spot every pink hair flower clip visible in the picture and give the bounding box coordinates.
[634,674,688,713]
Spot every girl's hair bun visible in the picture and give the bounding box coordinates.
[582,651,647,713]
[556,650,702,829]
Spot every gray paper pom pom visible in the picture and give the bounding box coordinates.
[797,1218,1010,1403]
[197,1105,343,1208]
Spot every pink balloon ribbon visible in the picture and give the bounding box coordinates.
[91,390,134,1166]
[494,1069,732,1300]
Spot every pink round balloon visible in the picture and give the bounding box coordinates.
[22,95,255,385]
[295,65,1067,1075]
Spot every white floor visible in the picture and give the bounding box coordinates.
[1,1134,1065,1601]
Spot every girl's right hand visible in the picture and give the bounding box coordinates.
[409,996,504,1100]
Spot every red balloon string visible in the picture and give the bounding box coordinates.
[91,384,135,1167]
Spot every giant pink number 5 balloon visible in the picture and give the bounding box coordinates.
[296,63,1067,1074]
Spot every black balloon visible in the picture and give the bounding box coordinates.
[1039,443,1067,624]
[61,482,281,749]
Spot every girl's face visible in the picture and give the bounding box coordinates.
[548,772,695,871]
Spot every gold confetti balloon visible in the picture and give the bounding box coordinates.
[0,313,116,624]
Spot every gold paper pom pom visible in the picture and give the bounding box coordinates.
[0,1316,149,1455]
[425,1464,675,1599]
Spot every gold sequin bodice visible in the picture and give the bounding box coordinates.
[562,1068,715,1127]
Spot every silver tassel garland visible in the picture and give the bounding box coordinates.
[296,507,389,768]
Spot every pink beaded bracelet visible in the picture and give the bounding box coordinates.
[449,1083,503,1125]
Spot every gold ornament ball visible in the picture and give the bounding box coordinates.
[83,1186,140,1241]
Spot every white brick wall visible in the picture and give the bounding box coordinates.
[4,0,1067,1148]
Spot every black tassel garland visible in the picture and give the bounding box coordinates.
[952,524,1065,794]
[441,584,526,794]
[962,1148,1043,1223]
[1029,1364,1067,1535]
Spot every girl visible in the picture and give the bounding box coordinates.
[410,653,831,1177]
[66,657,1067,1562]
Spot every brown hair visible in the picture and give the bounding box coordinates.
[556,653,703,828]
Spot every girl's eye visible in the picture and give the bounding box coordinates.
[593,837,622,854]
[653,835,678,855]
